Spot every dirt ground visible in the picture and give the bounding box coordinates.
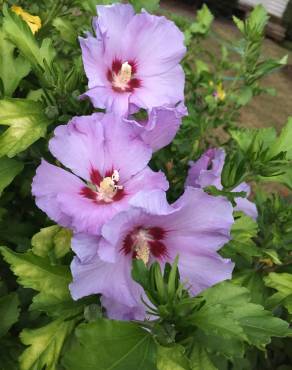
[161,0,292,131]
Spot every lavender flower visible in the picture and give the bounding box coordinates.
[79,3,186,115]
[32,113,168,235]
[70,188,234,320]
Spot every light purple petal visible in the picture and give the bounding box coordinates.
[131,65,185,110]
[174,250,234,295]
[235,197,258,219]
[186,148,225,189]
[31,160,83,227]
[79,34,107,89]
[102,114,152,181]
[130,189,176,216]
[125,104,186,152]
[161,187,234,252]
[101,295,146,321]
[70,249,142,308]
[71,233,99,263]
[49,114,105,181]
[124,11,186,76]
[96,3,135,60]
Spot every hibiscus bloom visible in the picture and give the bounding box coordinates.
[79,3,186,115]
[32,113,168,235]
[70,188,234,320]
[186,148,258,219]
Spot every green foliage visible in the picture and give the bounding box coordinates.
[0,99,51,158]
[0,31,30,97]
[0,292,19,337]
[0,157,24,195]
[19,316,78,370]
[264,273,292,314]
[62,319,157,370]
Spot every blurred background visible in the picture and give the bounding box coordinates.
[161,0,292,133]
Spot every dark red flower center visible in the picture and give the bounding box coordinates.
[80,168,125,204]
[107,59,141,93]
[121,226,168,264]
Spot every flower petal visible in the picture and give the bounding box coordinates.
[124,11,186,76]
[131,65,185,110]
[49,114,105,181]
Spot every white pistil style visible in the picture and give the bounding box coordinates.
[112,61,132,91]
[95,170,123,203]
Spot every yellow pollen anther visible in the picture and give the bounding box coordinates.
[112,62,132,90]
[95,170,123,203]
[135,240,150,265]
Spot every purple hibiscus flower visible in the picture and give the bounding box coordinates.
[70,187,234,320]
[79,3,186,115]
[186,148,258,219]
[32,113,168,235]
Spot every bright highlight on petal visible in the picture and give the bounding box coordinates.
[11,5,41,34]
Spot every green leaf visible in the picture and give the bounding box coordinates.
[129,0,160,12]
[0,157,24,195]
[264,273,292,313]
[53,18,78,45]
[269,117,292,159]
[191,303,247,341]
[200,282,290,348]
[32,225,72,259]
[0,292,20,337]
[190,343,217,370]
[233,270,268,305]
[229,127,276,153]
[0,99,50,158]
[157,345,191,370]
[189,4,214,35]
[0,30,30,97]
[0,246,73,317]
[222,213,261,261]
[3,5,55,71]
[237,86,253,106]
[19,317,77,370]
[62,319,157,370]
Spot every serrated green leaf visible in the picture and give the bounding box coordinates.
[233,270,268,305]
[229,127,276,153]
[190,4,214,35]
[264,273,292,314]
[0,246,73,317]
[200,282,290,348]
[0,292,20,337]
[157,345,191,370]
[0,157,24,195]
[62,319,157,370]
[190,343,217,370]
[0,99,50,158]
[0,30,30,97]
[19,317,77,370]
[191,303,247,340]
[269,117,292,159]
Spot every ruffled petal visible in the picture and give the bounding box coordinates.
[32,160,83,227]
[79,33,107,88]
[124,11,186,76]
[131,65,185,110]
[125,104,186,152]
[49,114,105,181]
